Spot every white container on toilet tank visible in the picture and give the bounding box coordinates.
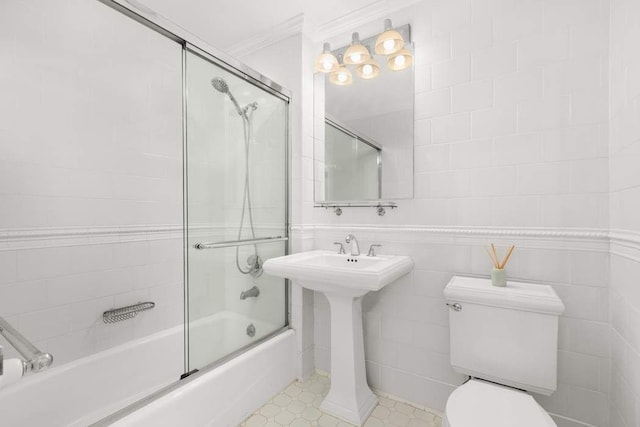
[444,276,565,395]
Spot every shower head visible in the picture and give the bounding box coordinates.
[211,77,244,116]
[211,77,229,94]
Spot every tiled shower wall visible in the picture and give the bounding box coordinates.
[304,0,611,426]
[609,0,640,425]
[0,0,183,365]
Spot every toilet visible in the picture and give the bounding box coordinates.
[442,276,565,427]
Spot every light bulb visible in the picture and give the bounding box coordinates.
[350,53,362,63]
[394,54,406,67]
[338,73,348,83]
[383,39,395,52]
[322,60,333,71]
[362,64,373,76]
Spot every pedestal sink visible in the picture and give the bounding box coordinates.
[263,250,414,425]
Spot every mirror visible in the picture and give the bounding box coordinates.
[314,29,414,203]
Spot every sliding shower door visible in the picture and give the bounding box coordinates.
[184,47,288,371]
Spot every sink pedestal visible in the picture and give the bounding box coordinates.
[320,292,378,426]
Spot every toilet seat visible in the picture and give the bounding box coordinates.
[444,379,556,427]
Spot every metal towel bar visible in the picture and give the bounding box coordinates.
[0,315,53,374]
[194,236,288,250]
[103,301,155,324]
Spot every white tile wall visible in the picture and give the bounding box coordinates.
[0,0,183,366]
[297,0,612,426]
[609,0,640,425]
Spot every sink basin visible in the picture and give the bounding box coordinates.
[263,249,413,425]
[263,250,413,297]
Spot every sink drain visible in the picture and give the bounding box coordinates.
[246,323,256,337]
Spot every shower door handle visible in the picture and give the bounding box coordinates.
[194,236,288,250]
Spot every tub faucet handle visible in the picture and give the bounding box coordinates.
[333,242,346,254]
[367,244,382,257]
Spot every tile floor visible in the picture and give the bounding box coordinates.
[241,373,442,427]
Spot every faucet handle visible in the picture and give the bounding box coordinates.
[333,242,346,254]
[367,244,382,257]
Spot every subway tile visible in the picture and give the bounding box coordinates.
[518,95,571,132]
[451,80,493,113]
[471,43,517,79]
[450,139,492,169]
[431,113,472,144]
[493,133,543,166]
[415,88,451,119]
[451,19,493,57]
[432,56,470,89]
[518,31,570,69]
[495,69,543,106]
[471,105,517,138]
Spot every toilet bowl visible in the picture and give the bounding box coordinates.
[442,379,556,427]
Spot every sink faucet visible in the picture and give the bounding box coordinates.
[345,234,360,256]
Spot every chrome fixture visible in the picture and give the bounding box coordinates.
[345,234,360,256]
[211,76,264,277]
[333,242,346,254]
[103,301,155,323]
[246,323,256,337]
[0,315,53,375]
[240,286,260,300]
[446,302,462,312]
[367,244,381,257]
[317,201,397,216]
[194,236,288,250]
[316,21,412,85]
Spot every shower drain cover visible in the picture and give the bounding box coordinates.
[246,323,256,337]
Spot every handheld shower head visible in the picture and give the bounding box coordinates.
[211,77,229,94]
[211,77,243,116]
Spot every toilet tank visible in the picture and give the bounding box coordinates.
[444,276,565,396]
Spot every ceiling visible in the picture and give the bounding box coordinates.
[129,0,392,51]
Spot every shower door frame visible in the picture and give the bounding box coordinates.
[92,0,292,423]
[182,42,291,372]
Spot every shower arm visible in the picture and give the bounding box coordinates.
[0,315,53,375]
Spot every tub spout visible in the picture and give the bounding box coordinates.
[240,286,260,300]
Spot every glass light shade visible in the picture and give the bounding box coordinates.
[314,42,339,73]
[329,65,353,86]
[356,58,380,79]
[343,32,371,65]
[387,48,413,71]
[375,19,404,55]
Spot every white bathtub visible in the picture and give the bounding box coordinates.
[0,312,294,427]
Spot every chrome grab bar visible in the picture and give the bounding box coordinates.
[0,315,53,374]
[194,236,288,250]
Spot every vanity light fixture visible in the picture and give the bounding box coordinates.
[375,19,404,55]
[314,42,340,73]
[356,58,380,79]
[343,32,370,65]
[329,64,353,86]
[387,47,413,71]
[318,20,411,85]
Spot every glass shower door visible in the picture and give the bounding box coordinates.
[184,47,288,371]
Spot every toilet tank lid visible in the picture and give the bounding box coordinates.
[444,276,565,315]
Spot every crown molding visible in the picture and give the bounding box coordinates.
[308,0,423,43]
[226,14,305,59]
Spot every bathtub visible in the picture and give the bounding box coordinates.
[0,311,294,427]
